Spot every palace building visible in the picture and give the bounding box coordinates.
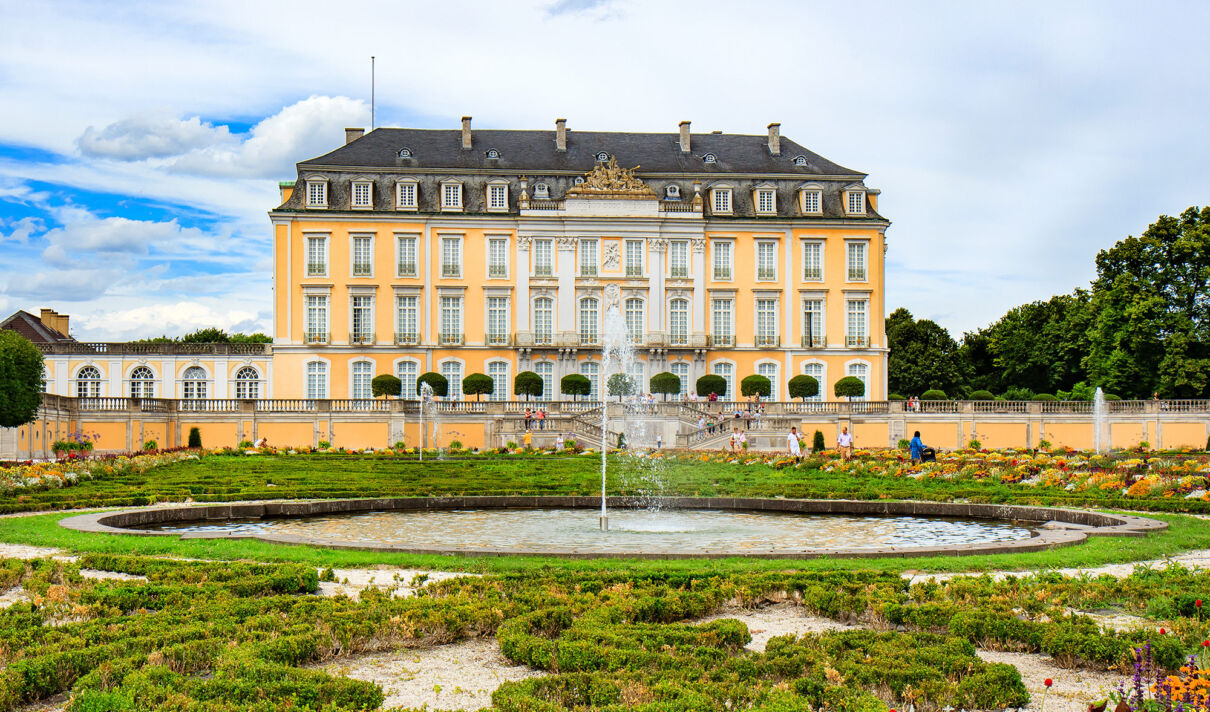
[268,118,890,402]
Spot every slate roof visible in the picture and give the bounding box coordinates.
[298,128,865,177]
[0,311,73,344]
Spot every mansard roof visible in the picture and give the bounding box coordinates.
[299,128,865,177]
[0,311,73,344]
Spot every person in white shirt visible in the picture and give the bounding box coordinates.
[837,426,854,461]
[729,428,740,452]
[787,426,802,460]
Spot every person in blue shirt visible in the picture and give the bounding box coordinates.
[910,431,926,464]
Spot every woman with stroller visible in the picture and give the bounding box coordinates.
[909,431,928,464]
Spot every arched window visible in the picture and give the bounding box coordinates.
[181,367,208,400]
[711,362,734,400]
[306,361,328,399]
[802,363,825,402]
[533,297,553,345]
[595,151,609,162]
[624,298,644,344]
[440,360,463,401]
[396,360,418,399]
[702,153,717,164]
[75,366,102,398]
[533,183,550,200]
[670,362,689,397]
[487,361,509,402]
[129,366,155,398]
[580,361,600,400]
[351,361,373,400]
[579,297,599,345]
[668,298,688,345]
[234,367,260,399]
[847,362,870,401]
[757,362,779,401]
[534,361,553,401]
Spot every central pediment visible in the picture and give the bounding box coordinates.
[566,157,658,199]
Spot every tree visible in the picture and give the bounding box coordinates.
[920,389,947,400]
[133,329,271,344]
[606,373,636,401]
[886,307,968,397]
[0,331,44,428]
[649,372,681,400]
[956,329,1003,395]
[187,427,202,448]
[514,371,543,400]
[560,374,592,401]
[695,374,726,398]
[740,374,771,399]
[834,376,865,400]
[416,372,448,397]
[371,374,401,398]
[787,374,819,401]
[462,373,493,400]
[984,292,1091,396]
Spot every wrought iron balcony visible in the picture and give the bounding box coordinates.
[801,335,827,348]
[755,335,781,347]
[304,331,330,345]
[394,332,419,345]
[352,263,372,276]
[713,267,732,281]
[848,268,867,281]
[438,333,464,346]
[349,332,375,345]
[397,263,417,277]
[485,332,512,346]
[757,268,776,281]
[488,265,507,278]
[846,335,870,348]
[708,334,734,347]
[305,263,326,276]
[803,268,823,281]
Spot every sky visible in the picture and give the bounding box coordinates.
[1,0,1207,341]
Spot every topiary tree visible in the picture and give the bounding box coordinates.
[740,374,771,399]
[514,371,543,401]
[606,373,636,401]
[371,374,402,398]
[417,371,448,398]
[0,331,44,428]
[921,389,948,400]
[968,389,994,400]
[695,374,726,398]
[787,374,819,401]
[1031,393,1057,401]
[187,427,202,449]
[462,372,493,401]
[888,393,906,401]
[649,371,681,400]
[812,430,826,452]
[560,374,592,401]
[833,376,865,400]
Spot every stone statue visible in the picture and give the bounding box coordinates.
[603,242,620,270]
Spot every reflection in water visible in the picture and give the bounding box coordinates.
[147,508,1034,554]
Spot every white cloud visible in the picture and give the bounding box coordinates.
[1,216,42,243]
[77,115,237,160]
[4,268,124,301]
[72,301,268,341]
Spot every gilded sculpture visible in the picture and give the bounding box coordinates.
[566,157,658,198]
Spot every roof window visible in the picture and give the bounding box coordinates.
[486,148,500,159]
[594,151,609,162]
[793,155,808,166]
[702,153,717,164]
[398,147,412,158]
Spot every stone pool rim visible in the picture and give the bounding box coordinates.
[58,497,1167,559]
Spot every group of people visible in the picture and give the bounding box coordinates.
[522,408,547,430]
[778,425,855,461]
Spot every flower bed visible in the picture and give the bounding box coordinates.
[0,449,199,496]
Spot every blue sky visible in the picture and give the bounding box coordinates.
[1,0,1208,340]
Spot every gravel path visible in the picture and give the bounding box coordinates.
[319,567,476,600]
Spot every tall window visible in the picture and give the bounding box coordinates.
[579,297,599,345]
[394,295,418,344]
[234,367,260,399]
[181,366,207,400]
[441,183,463,210]
[668,298,688,345]
[580,239,598,276]
[351,181,372,208]
[441,237,462,278]
[846,190,866,215]
[803,242,823,281]
[306,236,327,276]
[756,299,779,346]
[351,361,373,399]
[758,362,779,400]
[396,235,417,277]
[802,363,825,402]
[670,362,689,397]
[756,189,776,214]
[711,299,733,346]
[624,240,643,277]
[712,241,732,280]
[396,360,418,399]
[712,362,734,400]
[847,242,867,281]
[534,362,553,401]
[624,298,644,344]
[533,297,554,344]
[712,188,732,214]
[488,183,508,211]
[305,295,329,343]
[440,296,463,345]
[580,361,600,400]
[533,239,553,276]
[396,181,417,210]
[846,300,868,347]
[306,180,326,207]
[76,366,102,398]
[802,189,822,214]
[306,361,327,399]
[756,241,777,281]
[351,235,372,276]
[351,295,374,343]
[440,361,463,401]
[487,361,509,401]
[488,238,508,278]
[847,362,869,401]
[487,297,510,345]
[129,366,154,398]
[802,299,824,347]
[669,241,688,278]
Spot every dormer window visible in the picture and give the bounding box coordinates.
[397,147,412,158]
[486,181,509,212]
[594,151,609,162]
[755,187,776,214]
[793,155,808,166]
[800,183,823,215]
[485,148,501,159]
[845,188,867,215]
[664,184,680,200]
[351,181,373,209]
[573,176,585,185]
[305,178,328,208]
[396,180,418,210]
[533,183,550,200]
[702,153,717,164]
[441,181,463,211]
[711,187,732,214]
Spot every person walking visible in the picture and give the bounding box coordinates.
[837,426,854,461]
[787,426,802,461]
[555,432,565,450]
[909,430,926,465]
[523,429,533,450]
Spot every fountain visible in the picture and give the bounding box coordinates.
[598,305,635,530]
[418,381,438,461]
[1093,386,1108,454]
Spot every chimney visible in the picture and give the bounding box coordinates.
[461,116,472,150]
[344,127,364,144]
[555,118,567,152]
[40,308,68,337]
[678,121,691,153]
[767,122,781,156]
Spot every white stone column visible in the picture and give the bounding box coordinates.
[516,236,531,331]
[692,238,706,333]
[648,239,667,334]
[556,237,577,333]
